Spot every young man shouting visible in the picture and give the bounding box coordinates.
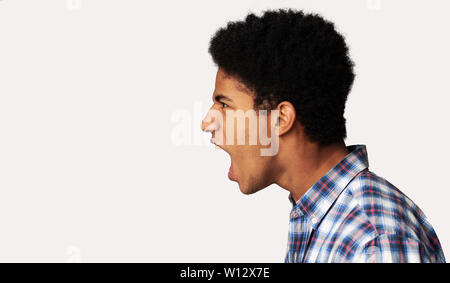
[201,9,445,263]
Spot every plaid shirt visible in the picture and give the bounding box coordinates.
[285,144,445,263]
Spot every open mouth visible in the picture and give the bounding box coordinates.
[211,137,237,181]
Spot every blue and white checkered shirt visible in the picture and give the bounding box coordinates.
[285,144,445,263]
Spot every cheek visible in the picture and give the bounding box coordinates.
[222,110,262,146]
[234,149,265,172]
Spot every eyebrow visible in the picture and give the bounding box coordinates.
[213,94,233,103]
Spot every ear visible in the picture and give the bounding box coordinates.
[275,101,296,136]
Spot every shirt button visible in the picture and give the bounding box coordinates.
[311,217,318,225]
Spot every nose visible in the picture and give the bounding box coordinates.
[201,108,219,133]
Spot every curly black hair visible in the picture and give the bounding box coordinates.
[208,9,355,146]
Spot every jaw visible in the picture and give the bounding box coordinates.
[216,144,272,194]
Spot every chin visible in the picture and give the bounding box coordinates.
[237,182,264,195]
[239,187,255,195]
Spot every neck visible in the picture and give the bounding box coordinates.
[274,138,349,203]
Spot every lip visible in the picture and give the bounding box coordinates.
[228,162,236,181]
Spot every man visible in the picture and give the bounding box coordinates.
[201,9,445,263]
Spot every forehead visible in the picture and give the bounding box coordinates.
[214,68,254,102]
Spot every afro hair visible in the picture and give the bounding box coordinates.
[208,9,355,146]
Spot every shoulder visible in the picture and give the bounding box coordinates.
[334,170,445,262]
[346,170,425,238]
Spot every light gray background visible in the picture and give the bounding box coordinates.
[0,0,448,262]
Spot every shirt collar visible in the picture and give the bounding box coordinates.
[288,144,369,229]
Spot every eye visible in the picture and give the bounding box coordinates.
[221,102,229,108]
